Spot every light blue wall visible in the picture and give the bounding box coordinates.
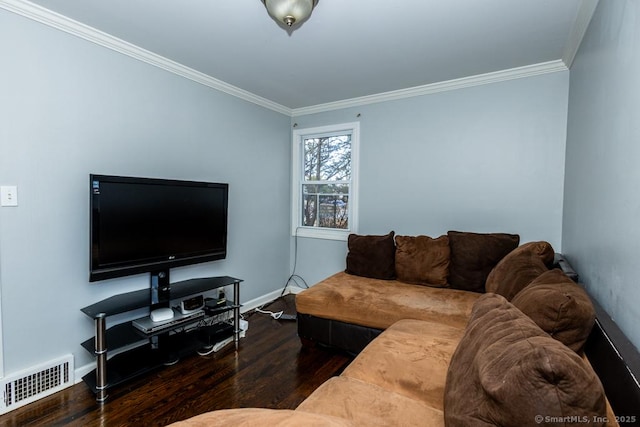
[0,2,596,380]
[0,10,291,373]
[291,72,570,286]
[563,0,640,350]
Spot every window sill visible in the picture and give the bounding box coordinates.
[293,227,352,241]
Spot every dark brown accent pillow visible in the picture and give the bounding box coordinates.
[444,293,606,427]
[485,241,555,300]
[395,235,449,287]
[447,231,519,293]
[345,231,396,280]
[512,269,596,354]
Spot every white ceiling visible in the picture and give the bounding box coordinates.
[4,0,594,112]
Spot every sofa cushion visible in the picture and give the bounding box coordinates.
[168,408,355,426]
[296,272,480,330]
[395,235,449,287]
[341,319,464,410]
[512,268,596,353]
[345,231,396,280]
[447,231,519,293]
[485,241,555,300]
[444,293,606,427]
[297,377,444,427]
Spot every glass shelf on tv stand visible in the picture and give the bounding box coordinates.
[80,276,242,402]
[80,300,239,352]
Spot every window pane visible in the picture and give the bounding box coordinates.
[302,184,349,229]
[293,122,358,240]
[304,135,351,182]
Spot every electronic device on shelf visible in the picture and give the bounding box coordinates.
[180,295,204,314]
[150,307,174,322]
[132,308,204,334]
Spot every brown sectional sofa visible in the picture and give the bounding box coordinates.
[296,231,547,354]
[172,231,623,426]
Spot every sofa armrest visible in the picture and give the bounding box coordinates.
[585,296,640,422]
[557,253,640,420]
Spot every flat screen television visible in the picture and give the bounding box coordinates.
[90,174,228,286]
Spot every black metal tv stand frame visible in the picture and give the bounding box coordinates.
[80,276,242,402]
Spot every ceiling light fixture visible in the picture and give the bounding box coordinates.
[261,0,319,28]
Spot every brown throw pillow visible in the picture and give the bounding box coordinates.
[512,269,596,353]
[485,241,555,300]
[395,235,449,287]
[444,293,606,427]
[345,231,396,279]
[447,231,519,293]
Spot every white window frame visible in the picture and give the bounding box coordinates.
[291,122,360,241]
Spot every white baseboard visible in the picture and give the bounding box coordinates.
[285,285,307,295]
[75,362,95,384]
[240,288,285,313]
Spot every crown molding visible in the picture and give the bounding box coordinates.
[291,60,569,117]
[0,0,293,116]
[2,0,570,119]
[562,0,599,68]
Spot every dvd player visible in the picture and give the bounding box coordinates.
[133,308,205,334]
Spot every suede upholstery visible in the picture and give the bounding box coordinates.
[341,319,464,409]
[169,408,354,426]
[345,231,396,279]
[395,235,450,287]
[444,294,606,427]
[485,240,555,300]
[295,271,480,330]
[512,268,596,353]
[447,231,519,293]
[297,377,444,427]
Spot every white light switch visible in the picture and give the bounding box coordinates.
[1,186,18,207]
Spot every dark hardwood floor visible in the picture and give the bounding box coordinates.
[0,296,352,427]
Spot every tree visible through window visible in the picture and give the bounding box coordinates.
[292,122,359,240]
[302,135,351,229]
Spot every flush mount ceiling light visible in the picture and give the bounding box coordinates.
[261,0,319,28]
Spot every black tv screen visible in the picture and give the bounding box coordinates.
[90,174,228,282]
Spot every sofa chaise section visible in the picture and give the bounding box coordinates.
[296,271,480,331]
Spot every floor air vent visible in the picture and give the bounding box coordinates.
[1,354,74,414]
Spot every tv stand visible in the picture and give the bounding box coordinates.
[80,276,242,402]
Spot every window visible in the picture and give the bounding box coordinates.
[292,122,359,240]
